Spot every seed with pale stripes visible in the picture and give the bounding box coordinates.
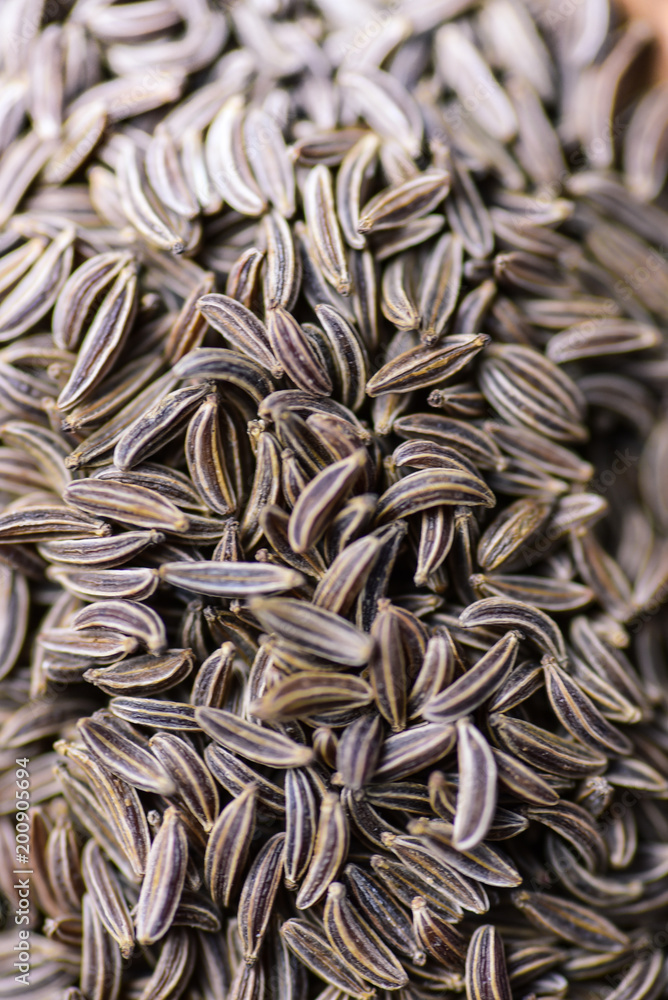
[159,560,304,597]
[324,881,409,989]
[370,854,463,923]
[149,732,219,832]
[315,304,369,412]
[335,714,383,791]
[410,818,522,887]
[84,649,194,696]
[374,722,457,782]
[57,260,137,412]
[543,656,633,756]
[419,233,465,344]
[344,863,425,964]
[262,211,299,308]
[312,532,382,614]
[251,671,373,722]
[465,925,512,1000]
[303,164,351,295]
[267,305,333,397]
[114,381,211,472]
[460,597,567,663]
[366,334,488,396]
[64,479,189,532]
[423,631,520,724]
[382,833,489,914]
[205,744,285,814]
[49,565,159,602]
[336,133,380,250]
[204,784,256,909]
[0,227,75,340]
[110,696,199,731]
[238,832,286,964]
[81,841,134,959]
[358,170,450,234]
[412,896,468,968]
[80,891,122,1000]
[296,792,349,910]
[73,599,168,653]
[77,716,176,795]
[249,597,374,666]
[512,891,630,951]
[376,469,496,523]
[288,449,366,553]
[490,714,608,778]
[453,719,498,852]
[280,919,374,999]
[197,293,283,377]
[368,600,407,733]
[135,806,188,946]
[196,707,314,768]
[284,768,317,890]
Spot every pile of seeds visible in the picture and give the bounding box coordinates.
[2,0,668,998]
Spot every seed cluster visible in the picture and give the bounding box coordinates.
[1,2,668,1000]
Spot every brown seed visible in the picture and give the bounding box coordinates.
[135,806,188,946]
[465,925,512,1000]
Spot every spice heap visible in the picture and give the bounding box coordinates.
[1,1,668,999]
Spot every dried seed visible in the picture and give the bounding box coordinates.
[149,732,219,832]
[251,672,373,723]
[453,719,498,851]
[284,768,317,890]
[197,293,283,378]
[64,479,189,533]
[267,305,333,396]
[249,597,373,667]
[336,133,380,250]
[84,649,194,696]
[303,165,351,295]
[374,722,457,781]
[81,840,134,960]
[358,171,450,234]
[73,599,168,653]
[465,925,512,1000]
[335,714,383,792]
[423,631,520,724]
[296,792,349,910]
[324,881,408,989]
[412,897,467,968]
[136,806,188,947]
[196,707,314,768]
[288,449,366,553]
[367,334,488,396]
[280,919,374,999]
[375,468,495,523]
[77,716,176,796]
[159,561,304,597]
[489,714,608,778]
[58,260,138,412]
[238,832,285,964]
[512,890,630,952]
[205,743,285,815]
[543,656,633,756]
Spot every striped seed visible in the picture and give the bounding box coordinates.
[196,707,314,768]
[465,925,512,1000]
[238,832,286,964]
[296,792,349,910]
[204,785,257,909]
[135,807,188,946]
[453,719,498,852]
